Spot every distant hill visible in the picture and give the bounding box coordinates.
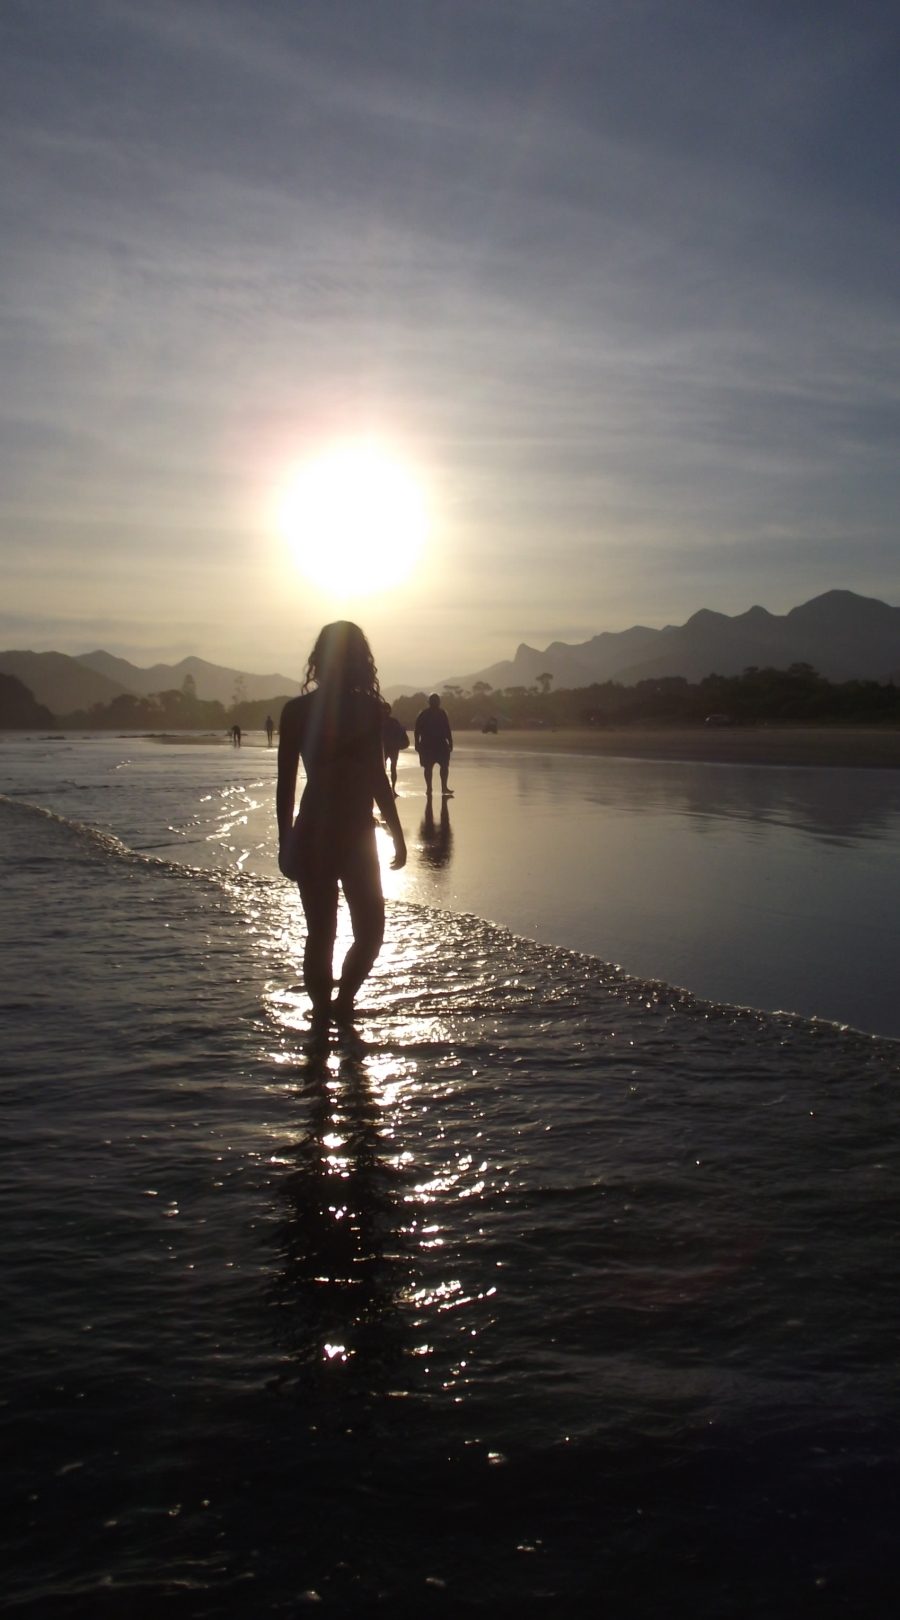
[440,591,900,692]
[77,651,301,706]
[0,648,302,718]
[0,651,127,715]
[0,671,56,728]
[6,592,898,717]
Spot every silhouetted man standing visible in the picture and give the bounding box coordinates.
[414,693,453,798]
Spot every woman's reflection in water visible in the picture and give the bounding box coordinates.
[269,1052,413,1398]
[419,800,453,871]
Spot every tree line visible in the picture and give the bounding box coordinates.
[0,672,292,733]
[2,662,899,732]
[389,663,900,730]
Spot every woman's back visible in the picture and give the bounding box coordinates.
[281,686,384,839]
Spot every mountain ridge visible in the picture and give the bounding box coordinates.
[77,651,301,707]
[3,591,899,714]
[438,591,900,692]
[0,649,300,717]
[0,651,128,715]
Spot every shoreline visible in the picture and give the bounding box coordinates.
[17,724,898,770]
[454,726,900,769]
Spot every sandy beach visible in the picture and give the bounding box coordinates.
[149,723,900,768]
[455,725,900,769]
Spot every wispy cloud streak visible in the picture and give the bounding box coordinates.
[1,0,897,677]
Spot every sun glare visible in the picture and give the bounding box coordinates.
[279,441,428,597]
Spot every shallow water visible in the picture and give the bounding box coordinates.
[4,732,899,1034]
[400,745,900,1038]
[2,735,900,1616]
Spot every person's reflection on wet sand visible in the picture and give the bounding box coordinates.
[419,799,453,870]
[268,1053,412,1395]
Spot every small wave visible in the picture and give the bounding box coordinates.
[0,792,224,891]
[0,791,134,861]
[3,791,897,1058]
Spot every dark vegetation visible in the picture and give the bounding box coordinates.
[0,672,289,733]
[391,664,900,732]
[60,687,231,731]
[0,672,55,728]
[1,663,899,732]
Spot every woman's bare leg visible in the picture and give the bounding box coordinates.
[297,869,339,1022]
[334,836,385,1020]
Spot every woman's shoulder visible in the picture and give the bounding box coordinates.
[279,693,312,734]
[350,691,387,725]
[283,688,384,736]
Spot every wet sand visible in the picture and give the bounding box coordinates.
[145,724,900,768]
[456,726,900,769]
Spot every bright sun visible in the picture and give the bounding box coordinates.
[279,440,428,597]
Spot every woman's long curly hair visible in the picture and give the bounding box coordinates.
[302,621,381,698]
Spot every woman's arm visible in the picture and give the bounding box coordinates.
[369,730,406,868]
[276,703,301,845]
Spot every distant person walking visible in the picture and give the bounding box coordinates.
[276,621,406,1044]
[414,693,453,798]
[231,723,242,747]
[265,714,275,746]
[382,705,409,794]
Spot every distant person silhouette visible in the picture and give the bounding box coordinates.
[414,693,453,798]
[382,705,409,794]
[277,621,406,1044]
[265,714,275,746]
[231,723,242,747]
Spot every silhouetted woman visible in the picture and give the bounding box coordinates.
[277,621,406,1038]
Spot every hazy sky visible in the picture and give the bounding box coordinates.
[2,0,898,685]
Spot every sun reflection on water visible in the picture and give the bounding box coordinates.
[217,866,509,1417]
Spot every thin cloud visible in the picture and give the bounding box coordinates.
[1,0,898,681]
